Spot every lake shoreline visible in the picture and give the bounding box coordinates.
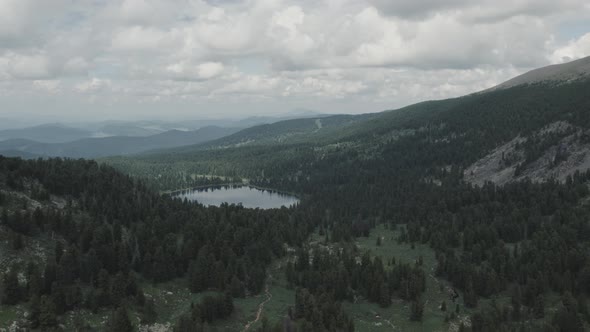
[168,184,300,209]
[163,182,301,199]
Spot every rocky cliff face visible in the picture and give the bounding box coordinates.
[465,121,590,185]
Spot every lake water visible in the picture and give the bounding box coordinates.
[173,185,299,209]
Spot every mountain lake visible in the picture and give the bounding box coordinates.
[172,185,299,209]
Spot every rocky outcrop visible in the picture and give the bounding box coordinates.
[464,121,590,185]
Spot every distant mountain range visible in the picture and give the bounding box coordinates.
[0,110,328,141]
[0,124,94,143]
[0,126,241,158]
[0,109,334,158]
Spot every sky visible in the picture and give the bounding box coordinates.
[1,0,590,123]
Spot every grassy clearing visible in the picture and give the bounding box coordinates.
[231,260,296,331]
[140,279,222,324]
[0,305,20,327]
[350,224,456,331]
[351,224,571,331]
[139,261,295,331]
[61,308,112,330]
[307,224,465,331]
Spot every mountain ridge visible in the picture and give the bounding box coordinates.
[0,124,93,143]
[494,55,590,90]
[0,126,241,158]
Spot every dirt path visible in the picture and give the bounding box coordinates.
[243,277,273,331]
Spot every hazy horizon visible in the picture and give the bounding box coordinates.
[0,109,332,130]
[1,0,590,123]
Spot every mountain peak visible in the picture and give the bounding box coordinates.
[494,56,590,90]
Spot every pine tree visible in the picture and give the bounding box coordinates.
[111,272,127,306]
[28,295,41,328]
[26,262,42,298]
[410,297,424,321]
[511,284,522,321]
[39,295,57,329]
[51,283,66,315]
[109,306,134,332]
[223,291,234,317]
[379,283,391,308]
[230,276,245,298]
[1,268,21,305]
[1,208,8,226]
[458,323,467,332]
[174,313,201,332]
[11,232,24,250]
[55,240,64,263]
[534,294,545,319]
[140,298,157,324]
[43,262,57,295]
[463,279,478,308]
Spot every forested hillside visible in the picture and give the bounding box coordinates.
[0,157,345,330]
[107,79,590,191]
[102,76,590,331]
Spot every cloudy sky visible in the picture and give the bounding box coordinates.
[1,0,589,122]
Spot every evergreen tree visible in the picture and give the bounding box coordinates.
[1,268,21,305]
[39,295,58,329]
[11,232,24,250]
[463,279,478,308]
[410,297,424,321]
[174,314,201,332]
[109,306,134,332]
[55,241,64,263]
[534,294,545,319]
[28,295,41,328]
[223,291,234,317]
[26,262,42,298]
[511,284,522,321]
[379,283,391,308]
[1,208,8,226]
[230,276,245,298]
[140,298,157,324]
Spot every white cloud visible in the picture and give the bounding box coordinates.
[7,53,54,79]
[197,62,225,79]
[33,80,61,93]
[370,0,585,21]
[111,26,159,51]
[103,0,180,26]
[551,32,590,63]
[0,0,588,120]
[75,78,112,93]
[63,57,90,75]
[165,61,225,80]
[214,74,280,95]
[191,7,261,53]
